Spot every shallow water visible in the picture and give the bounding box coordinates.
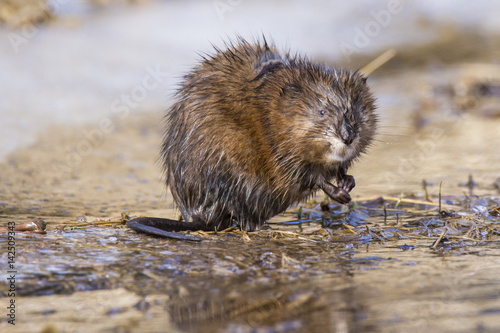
[1,1,500,332]
[2,226,500,332]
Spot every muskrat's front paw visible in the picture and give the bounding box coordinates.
[338,174,355,192]
[333,188,352,204]
[322,181,352,204]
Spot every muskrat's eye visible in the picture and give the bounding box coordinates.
[319,109,325,116]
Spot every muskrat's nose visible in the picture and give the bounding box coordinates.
[340,125,355,145]
[342,136,354,145]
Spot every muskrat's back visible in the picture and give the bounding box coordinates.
[162,38,377,231]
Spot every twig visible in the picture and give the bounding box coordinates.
[360,49,397,75]
[431,228,447,249]
[439,181,443,213]
[422,179,430,201]
[342,223,357,234]
[354,195,457,209]
[62,220,126,228]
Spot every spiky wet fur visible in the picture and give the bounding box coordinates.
[161,38,377,231]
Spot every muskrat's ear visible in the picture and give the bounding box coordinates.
[280,82,303,98]
[252,59,284,82]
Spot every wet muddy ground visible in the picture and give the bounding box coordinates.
[1,1,500,333]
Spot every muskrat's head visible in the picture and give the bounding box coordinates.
[275,64,377,167]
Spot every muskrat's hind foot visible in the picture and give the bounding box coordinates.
[321,181,352,204]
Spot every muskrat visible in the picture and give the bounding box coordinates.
[127,37,377,240]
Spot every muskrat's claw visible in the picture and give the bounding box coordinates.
[321,181,352,204]
[338,174,355,192]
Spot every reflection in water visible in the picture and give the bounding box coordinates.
[168,271,368,332]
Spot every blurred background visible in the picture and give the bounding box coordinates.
[1,0,499,202]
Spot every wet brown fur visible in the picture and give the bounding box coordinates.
[160,37,377,232]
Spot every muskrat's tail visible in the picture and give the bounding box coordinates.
[126,217,208,241]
